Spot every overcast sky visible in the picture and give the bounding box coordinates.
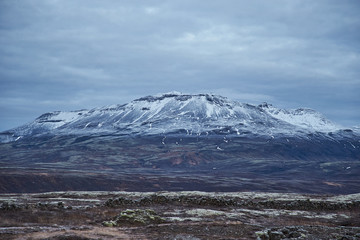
[0,0,359,131]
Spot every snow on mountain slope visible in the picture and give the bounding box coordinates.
[258,103,340,132]
[0,93,351,142]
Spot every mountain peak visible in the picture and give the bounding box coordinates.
[133,93,228,105]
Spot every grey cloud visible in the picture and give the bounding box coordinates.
[0,0,359,130]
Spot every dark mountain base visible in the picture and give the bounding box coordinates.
[0,170,359,194]
[1,135,359,194]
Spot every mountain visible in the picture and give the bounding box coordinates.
[0,93,359,194]
[0,92,356,142]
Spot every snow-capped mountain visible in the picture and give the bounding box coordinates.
[0,93,355,142]
[1,93,359,194]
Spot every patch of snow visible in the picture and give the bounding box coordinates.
[263,105,341,132]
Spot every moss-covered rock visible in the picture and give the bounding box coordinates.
[256,227,308,240]
[102,220,117,227]
[103,209,165,226]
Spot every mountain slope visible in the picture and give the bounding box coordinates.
[0,93,353,143]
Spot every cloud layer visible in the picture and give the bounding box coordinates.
[1,0,359,130]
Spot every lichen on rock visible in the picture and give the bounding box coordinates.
[103,209,165,226]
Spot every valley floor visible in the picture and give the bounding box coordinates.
[1,191,360,239]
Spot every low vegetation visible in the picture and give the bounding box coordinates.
[0,191,359,239]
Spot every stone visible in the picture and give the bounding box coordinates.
[268,231,285,240]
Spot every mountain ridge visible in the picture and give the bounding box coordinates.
[0,92,357,143]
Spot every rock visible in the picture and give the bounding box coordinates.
[0,202,20,211]
[256,227,309,240]
[104,197,134,207]
[288,231,302,238]
[57,201,64,208]
[104,209,165,226]
[102,220,117,227]
[268,231,285,240]
[255,230,269,240]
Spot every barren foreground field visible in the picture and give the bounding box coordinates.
[1,191,359,239]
